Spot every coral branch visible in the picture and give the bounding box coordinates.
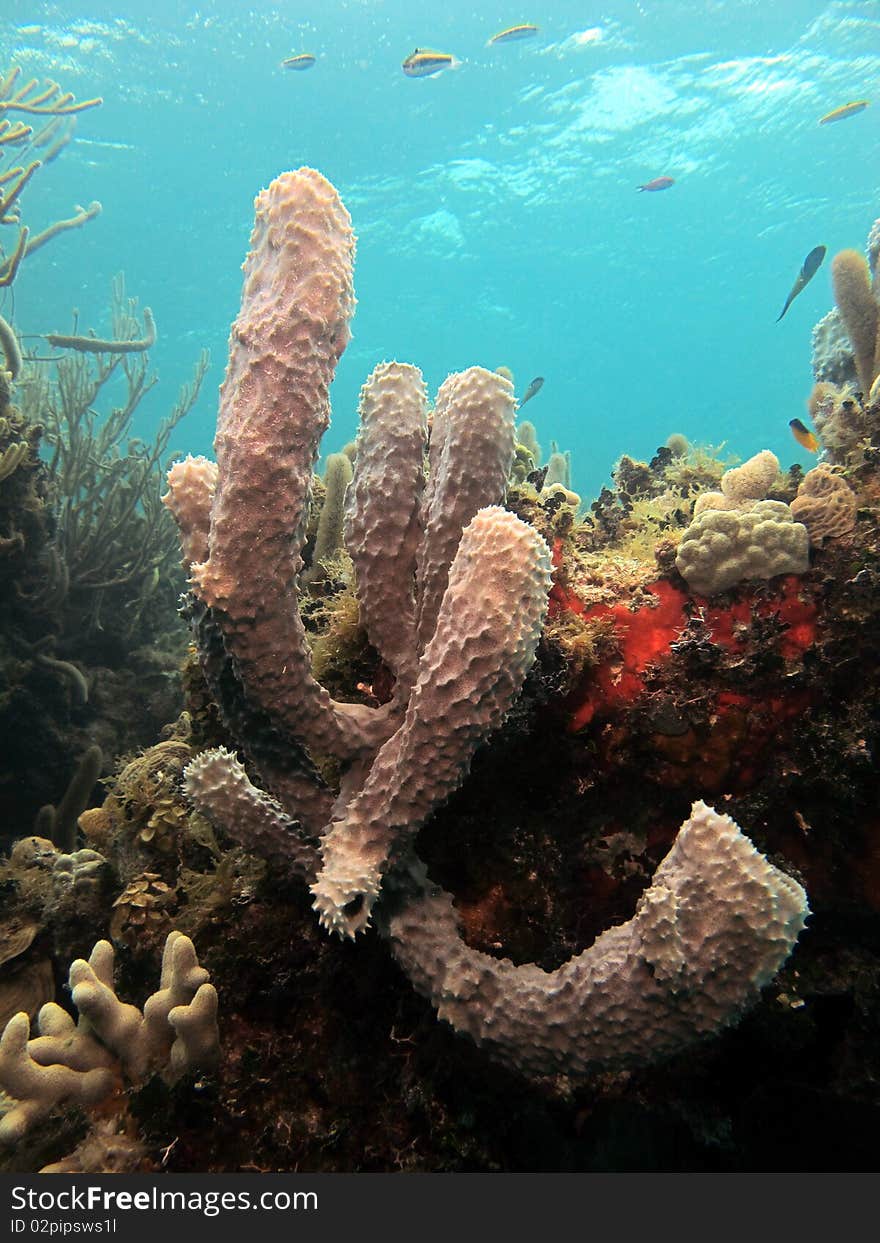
[0,118,31,146]
[0,88,101,116]
[0,1014,116,1144]
[0,312,22,379]
[0,159,39,216]
[0,225,28,287]
[0,70,101,289]
[47,306,156,354]
[302,451,353,586]
[25,200,101,258]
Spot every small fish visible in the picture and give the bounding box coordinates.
[402,48,460,78]
[282,54,316,70]
[819,100,869,125]
[789,418,819,453]
[519,376,544,408]
[637,176,675,192]
[776,245,826,322]
[488,24,539,46]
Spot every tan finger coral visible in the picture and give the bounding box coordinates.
[0,1013,117,1144]
[0,931,219,1145]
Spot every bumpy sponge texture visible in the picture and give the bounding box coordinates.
[343,361,428,686]
[183,746,318,877]
[162,455,218,572]
[310,505,552,939]
[384,801,809,1080]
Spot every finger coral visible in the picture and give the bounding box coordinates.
[0,931,218,1144]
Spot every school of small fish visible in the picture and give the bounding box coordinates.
[278,21,871,461]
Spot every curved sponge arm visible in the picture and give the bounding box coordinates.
[382,801,809,1080]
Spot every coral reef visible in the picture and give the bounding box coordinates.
[158,167,810,1092]
[4,168,880,1174]
[22,275,207,648]
[0,63,209,846]
[0,276,208,844]
[165,171,550,940]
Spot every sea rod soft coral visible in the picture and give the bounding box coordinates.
[168,166,808,1080]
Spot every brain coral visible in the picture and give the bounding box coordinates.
[791,465,857,546]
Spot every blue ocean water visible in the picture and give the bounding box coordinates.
[2,0,877,500]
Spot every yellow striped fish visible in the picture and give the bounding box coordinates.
[488,24,539,46]
[282,54,316,70]
[402,48,460,77]
[819,100,869,124]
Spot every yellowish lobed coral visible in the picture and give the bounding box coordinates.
[676,451,809,596]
